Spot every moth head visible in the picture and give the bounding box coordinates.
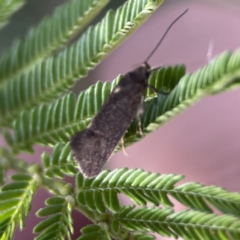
[126,62,152,88]
[141,62,152,79]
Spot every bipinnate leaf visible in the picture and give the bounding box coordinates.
[34,196,73,240]
[171,182,240,216]
[9,64,181,152]
[0,173,37,239]
[117,206,240,239]
[76,169,183,213]
[42,142,77,179]
[0,0,163,128]
[0,0,25,29]
[8,49,240,156]
[76,168,240,219]
[0,0,110,88]
[78,224,110,240]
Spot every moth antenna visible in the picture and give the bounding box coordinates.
[144,8,188,64]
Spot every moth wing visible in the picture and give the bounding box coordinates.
[70,129,115,178]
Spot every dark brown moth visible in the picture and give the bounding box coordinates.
[70,9,188,178]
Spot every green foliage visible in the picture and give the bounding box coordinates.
[78,224,111,240]
[74,168,240,239]
[41,142,77,179]
[7,65,183,152]
[6,76,121,152]
[0,0,240,239]
[125,51,240,145]
[8,50,240,153]
[75,168,240,216]
[171,182,240,216]
[0,0,163,128]
[0,173,37,239]
[33,196,74,240]
[117,206,240,239]
[129,233,156,240]
[0,0,110,88]
[77,218,156,240]
[0,0,25,29]
[76,169,182,211]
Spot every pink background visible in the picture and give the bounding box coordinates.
[1,0,240,239]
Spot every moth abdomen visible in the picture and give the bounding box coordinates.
[70,128,110,177]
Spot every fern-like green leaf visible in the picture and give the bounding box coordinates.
[42,142,77,179]
[123,51,240,146]
[77,168,240,218]
[171,182,240,217]
[0,147,29,185]
[76,171,120,213]
[76,169,183,213]
[0,0,163,128]
[33,196,73,240]
[78,222,156,240]
[0,173,37,239]
[9,64,182,152]
[117,206,240,239]
[0,168,4,186]
[0,0,109,88]
[129,232,156,240]
[117,205,175,238]
[6,75,121,152]
[0,148,11,185]
[9,49,240,154]
[78,224,111,240]
[0,0,25,29]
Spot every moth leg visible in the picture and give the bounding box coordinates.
[136,96,144,136]
[147,84,168,95]
[120,137,128,156]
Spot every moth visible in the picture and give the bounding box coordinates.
[70,9,188,178]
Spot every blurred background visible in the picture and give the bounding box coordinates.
[1,0,240,239]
